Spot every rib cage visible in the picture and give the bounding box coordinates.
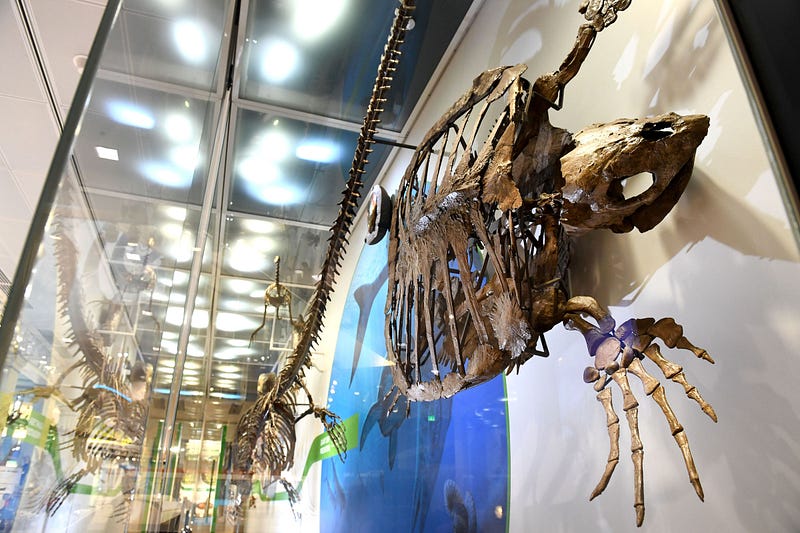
[385,66,572,401]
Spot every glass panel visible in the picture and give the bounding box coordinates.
[228,107,391,225]
[102,0,230,92]
[239,0,474,130]
[0,0,231,529]
[75,79,215,205]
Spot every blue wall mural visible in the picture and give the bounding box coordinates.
[320,239,509,533]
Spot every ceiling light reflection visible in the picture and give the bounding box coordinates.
[141,162,192,188]
[256,131,291,161]
[296,140,340,163]
[216,312,257,332]
[292,0,347,41]
[95,146,119,161]
[163,206,187,221]
[170,230,196,262]
[227,279,258,293]
[161,223,183,239]
[225,339,250,348]
[107,101,155,129]
[215,347,254,360]
[247,183,304,206]
[187,343,205,357]
[209,392,243,400]
[173,271,190,286]
[226,241,267,272]
[173,20,208,64]
[169,292,186,305]
[251,237,274,252]
[160,339,178,354]
[237,158,278,185]
[165,114,194,142]
[261,40,299,83]
[151,290,170,302]
[165,306,209,329]
[241,218,277,233]
[170,145,199,172]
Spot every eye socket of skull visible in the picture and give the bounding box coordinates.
[560,112,709,234]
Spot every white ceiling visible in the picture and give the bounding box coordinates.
[0,0,106,279]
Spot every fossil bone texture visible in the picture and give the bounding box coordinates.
[229,0,416,521]
[11,212,153,519]
[370,1,715,527]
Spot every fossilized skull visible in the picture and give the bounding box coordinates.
[560,112,710,234]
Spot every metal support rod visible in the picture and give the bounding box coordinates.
[0,0,123,372]
[147,87,232,531]
[371,137,418,151]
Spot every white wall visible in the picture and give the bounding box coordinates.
[339,0,800,531]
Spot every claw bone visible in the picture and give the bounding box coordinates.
[590,387,620,501]
[656,387,704,500]
[610,370,645,526]
[643,344,718,422]
[627,357,705,502]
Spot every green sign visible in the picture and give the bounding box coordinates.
[22,411,50,448]
[257,413,358,501]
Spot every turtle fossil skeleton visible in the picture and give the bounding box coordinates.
[366,1,715,526]
[237,0,715,527]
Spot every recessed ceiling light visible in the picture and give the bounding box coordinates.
[73,54,87,73]
[95,146,119,161]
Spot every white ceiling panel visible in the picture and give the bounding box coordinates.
[0,95,59,175]
[0,0,45,102]
[28,0,105,107]
[13,170,45,209]
[0,167,34,220]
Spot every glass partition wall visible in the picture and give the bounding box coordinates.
[0,1,473,531]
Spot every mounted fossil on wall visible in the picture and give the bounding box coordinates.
[228,1,417,521]
[363,0,715,527]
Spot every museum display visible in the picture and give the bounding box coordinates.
[3,0,799,530]
[227,0,416,521]
[305,0,714,527]
[5,197,153,520]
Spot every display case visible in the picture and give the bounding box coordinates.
[0,1,798,532]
